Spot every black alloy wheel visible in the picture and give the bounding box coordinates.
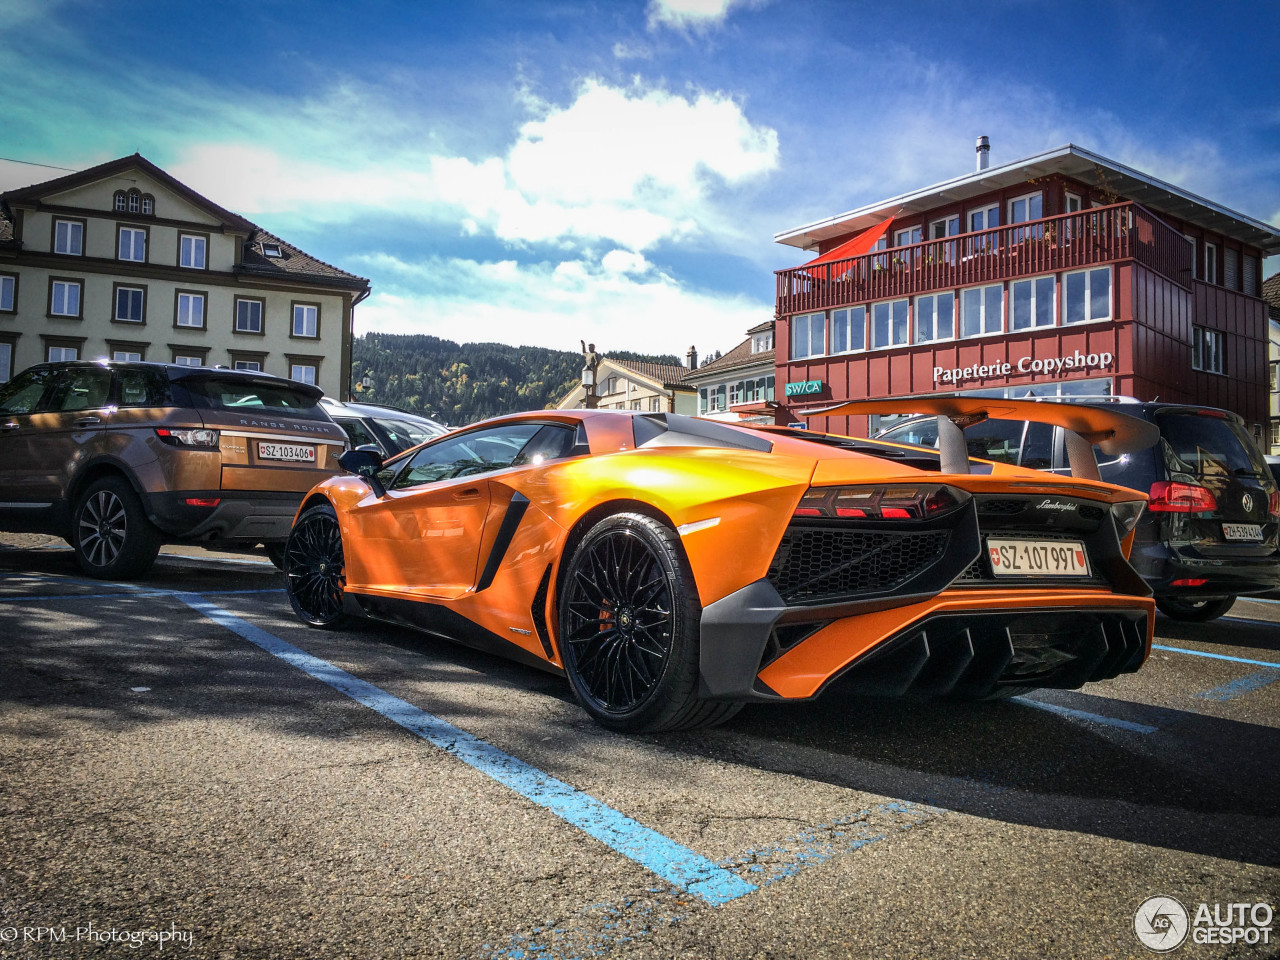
[285,503,350,629]
[72,476,161,580]
[1155,595,1236,623]
[559,513,740,733]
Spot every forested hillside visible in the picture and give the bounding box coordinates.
[348,333,681,425]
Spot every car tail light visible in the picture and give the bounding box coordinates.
[1147,481,1217,513]
[184,497,221,507]
[1111,500,1146,535]
[156,427,220,448]
[793,484,969,520]
[1270,490,1280,518]
[1171,578,1208,587]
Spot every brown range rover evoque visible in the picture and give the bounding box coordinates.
[0,361,348,579]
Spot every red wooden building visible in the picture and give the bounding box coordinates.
[773,141,1280,438]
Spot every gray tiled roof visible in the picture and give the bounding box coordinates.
[609,358,693,388]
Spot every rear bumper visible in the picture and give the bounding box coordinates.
[1130,540,1280,598]
[144,490,303,543]
[698,580,1153,702]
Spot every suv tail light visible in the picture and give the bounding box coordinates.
[1270,490,1280,519]
[1147,480,1217,513]
[156,427,220,448]
[794,484,970,520]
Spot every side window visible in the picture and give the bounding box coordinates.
[116,369,172,408]
[0,368,58,414]
[880,418,939,448]
[334,417,379,449]
[392,423,543,489]
[512,425,577,466]
[962,418,1023,465]
[373,417,439,452]
[44,367,112,412]
[1019,422,1054,470]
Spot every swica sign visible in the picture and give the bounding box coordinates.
[933,350,1114,386]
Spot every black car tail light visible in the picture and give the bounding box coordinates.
[793,484,970,520]
[1146,481,1217,513]
[155,427,220,448]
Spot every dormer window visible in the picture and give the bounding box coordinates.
[751,333,773,353]
[113,189,155,216]
[262,243,283,258]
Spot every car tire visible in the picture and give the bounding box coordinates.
[558,512,741,733]
[284,502,350,629]
[72,476,162,580]
[1155,595,1236,622]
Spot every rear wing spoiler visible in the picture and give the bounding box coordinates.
[799,396,1160,481]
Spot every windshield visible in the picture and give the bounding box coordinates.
[180,377,329,420]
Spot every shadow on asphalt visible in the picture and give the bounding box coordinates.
[3,546,1278,870]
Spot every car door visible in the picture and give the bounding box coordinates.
[25,365,116,502]
[342,421,546,600]
[0,367,61,509]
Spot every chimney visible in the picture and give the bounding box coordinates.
[976,135,990,172]
[686,345,697,370]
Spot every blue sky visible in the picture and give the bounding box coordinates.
[3,0,1277,357]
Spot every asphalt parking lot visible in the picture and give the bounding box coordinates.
[1,537,1278,959]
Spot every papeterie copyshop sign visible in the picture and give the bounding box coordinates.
[933,350,1114,386]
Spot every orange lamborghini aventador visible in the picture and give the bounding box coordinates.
[282,397,1160,732]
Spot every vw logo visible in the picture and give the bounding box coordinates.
[1242,493,1254,513]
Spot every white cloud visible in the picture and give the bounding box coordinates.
[169,77,778,254]
[646,0,759,32]
[352,252,768,357]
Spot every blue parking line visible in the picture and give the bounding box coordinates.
[1195,671,1280,701]
[1241,597,1280,606]
[1151,644,1280,670]
[1011,696,1158,734]
[175,593,757,907]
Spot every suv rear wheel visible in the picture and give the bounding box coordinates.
[73,476,162,580]
[1155,595,1236,622]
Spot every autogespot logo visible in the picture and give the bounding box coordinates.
[1135,896,1190,952]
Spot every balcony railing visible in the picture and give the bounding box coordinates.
[775,201,1193,317]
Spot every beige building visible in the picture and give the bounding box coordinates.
[557,355,697,414]
[682,320,778,424]
[0,154,369,397]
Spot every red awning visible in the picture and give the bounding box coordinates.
[797,216,894,271]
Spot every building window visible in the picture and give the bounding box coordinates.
[791,311,825,359]
[1269,360,1277,393]
[50,279,82,318]
[0,341,10,383]
[262,243,283,258]
[649,396,661,412]
[176,292,206,329]
[114,189,154,215]
[968,203,999,233]
[47,345,78,362]
[53,219,83,255]
[750,332,773,353]
[930,215,959,239]
[173,354,203,367]
[1063,267,1111,324]
[118,226,146,262]
[115,285,145,323]
[914,292,954,344]
[1243,255,1259,296]
[180,235,207,269]
[1192,325,1225,374]
[0,274,15,312]
[1065,192,1082,213]
[1223,249,1239,290]
[871,299,910,349]
[1008,192,1043,224]
[960,284,1003,338]
[290,364,317,384]
[1011,275,1055,330]
[112,351,142,362]
[1204,242,1218,285]
[292,303,319,338]
[729,382,742,406]
[235,298,264,334]
[234,360,261,372]
[894,226,922,248]
[1271,419,1280,449]
[831,305,866,354]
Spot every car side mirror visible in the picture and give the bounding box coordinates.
[339,445,387,497]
